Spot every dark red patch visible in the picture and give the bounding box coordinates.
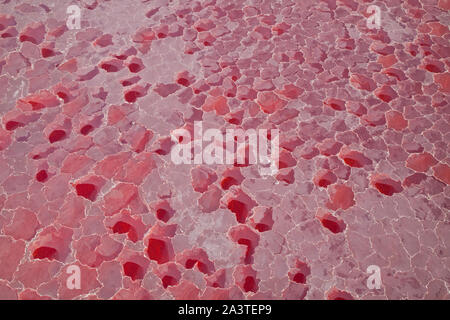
[123,262,144,280]
[147,238,168,264]
[75,183,97,201]
[48,130,66,143]
[36,170,48,182]
[33,247,57,260]
[228,200,248,223]
[80,124,94,135]
[243,276,257,292]
[161,275,177,288]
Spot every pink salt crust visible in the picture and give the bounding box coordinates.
[0,0,449,300]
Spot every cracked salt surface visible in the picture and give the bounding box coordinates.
[0,0,448,300]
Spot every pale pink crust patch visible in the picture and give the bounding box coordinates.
[406,152,438,173]
[326,184,355,211]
